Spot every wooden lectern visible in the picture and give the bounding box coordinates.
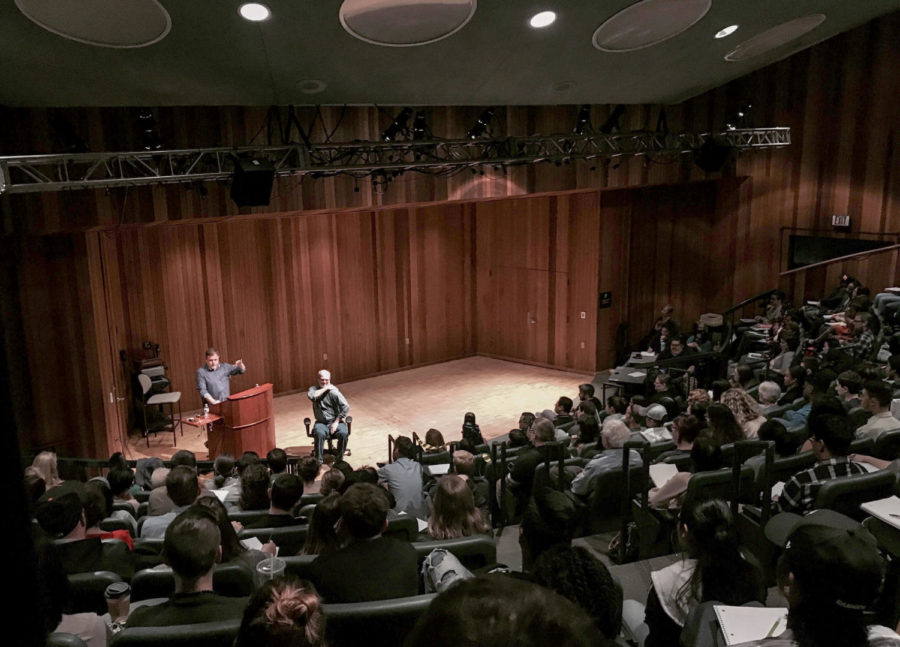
[209,383,275,458]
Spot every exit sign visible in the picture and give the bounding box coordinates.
[832,214,850,227]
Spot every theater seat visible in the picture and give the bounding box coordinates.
[412,535,497,572]
[111,618,241,647]
[66,571,123,615]
[131,563,254,602]
[323,593,436,647]
[47,633,88,647]
[239,525,309,555]
[813,470,897,521]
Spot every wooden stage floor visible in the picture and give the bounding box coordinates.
[125,356,592,467]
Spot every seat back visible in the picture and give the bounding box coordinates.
[813,470,897,521]
[874,429,900,461]
[760,452,816,490]
[66,571,123,614]
[384,515,418,543]
[299,493,324,507]
[137,373,152,398]
[847,406,872,431]
[412,535,497,571]
[323,593,436,647]
[111,618,241,647]
[47,633,88,647]
[131,563,255,602]
[848,436,875,456]
[282,554,317,581]
[100,516,133,534]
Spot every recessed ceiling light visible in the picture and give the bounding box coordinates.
[530,11,557,28]
[239,3,270,22]
[715,24,739,39]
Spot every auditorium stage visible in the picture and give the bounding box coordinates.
[124,356,592,467]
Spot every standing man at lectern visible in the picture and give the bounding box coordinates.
[308,369,349,461]
[196,347,246,405]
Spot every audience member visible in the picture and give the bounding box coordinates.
[266,447,288,477]
[311,483,418,602]
[377,435,427,519]
[35,483,135,580]
[648,432,722,510]
[450,449,490,519]
[108,468,139,513]
[634,403,670,442]
[245,473,304,528]
[235,576,326,647]
[83,479,135,549]
[423,428,447,453]
[778,365,806,405]
[758,381,783,415]
[743,510,899,647]
[510,419,565,509]
[835,370,863,412]
[425,474,490,540]
[605,395,628,423]
[653,414,702,463]
[721,388,767,438]
[576,383,603,414]
[406,575,603,647]
[857,380,900,440]
[571,419,642,497]
[239,463,272,511]
[297,456,322,495]
[756,419,800,459]
[300,493,342,556]
[205,453,240,503]
[141,466,200,538]
[32,451,63,489]
[149,449,198,515]
[705,403,744,445]
[532,545,623,645]
[641,498,764,647]
[194,496,273,572]
[127,507,247,627]
[319,468,345,497]
[461,411,485,446]
[775,414,865,514]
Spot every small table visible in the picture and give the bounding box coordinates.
[182,413,222,453]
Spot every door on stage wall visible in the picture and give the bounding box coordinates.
[492,266,555,365]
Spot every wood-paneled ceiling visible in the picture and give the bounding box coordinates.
[1,1,897,107]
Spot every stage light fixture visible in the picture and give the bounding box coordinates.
[412,111,429,140]
[726,102,752,130]
[573,105,591,135]
[239,3,271,21]
[467,108,495,139]
[599,105,626,134]
[381,108,413,142]
[137,108,162,150]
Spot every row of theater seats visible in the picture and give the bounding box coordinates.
[55,534,497,647]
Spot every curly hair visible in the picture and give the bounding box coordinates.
[721,388,763,426]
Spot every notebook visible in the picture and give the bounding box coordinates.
[860,495,900,530]
[713,606,788,645]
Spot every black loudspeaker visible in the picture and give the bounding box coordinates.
[230,158,275,207]
[694,135,734,173]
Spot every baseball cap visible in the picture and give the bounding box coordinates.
[634,403,667,423]
[766,510,884,611]
[35,482,85,537]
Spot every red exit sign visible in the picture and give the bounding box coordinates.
[832,214,850,227]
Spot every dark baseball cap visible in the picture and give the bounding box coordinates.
[766,510,884,611]
[35,482,85,537]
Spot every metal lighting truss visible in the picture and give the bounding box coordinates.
[0,127,790,195]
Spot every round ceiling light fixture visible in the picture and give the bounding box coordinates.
[725,14,825,62]
[15,0,171,48]
[339,0,477,47]
[239,3,271,21]
[715,24,739,39]
[529,11,556,28]
[593,0,712,52]
[298,79,327,94]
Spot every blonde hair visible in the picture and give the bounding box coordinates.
[427,474,489,540]
[721,388,762,425]
[688,389,711,405]
[31,451,62,488]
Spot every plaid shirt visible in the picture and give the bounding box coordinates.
[775,457,867,515]
[854,328,876,359]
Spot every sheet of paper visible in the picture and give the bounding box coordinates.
[211,489,229,503]
[771,481,785,498]
[861,495,900,530]
[426,463,451,476]
[241,536,264,551]
[628,371,646,378]
[713,605,788,645]
[649,463,679,488]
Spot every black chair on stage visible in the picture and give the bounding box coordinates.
[304,416,353,458]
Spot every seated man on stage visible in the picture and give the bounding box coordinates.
[307,369,350,461]
[195,347,246,405]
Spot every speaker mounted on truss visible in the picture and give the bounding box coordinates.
[230,157,275,207]
[694,135,735,173]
